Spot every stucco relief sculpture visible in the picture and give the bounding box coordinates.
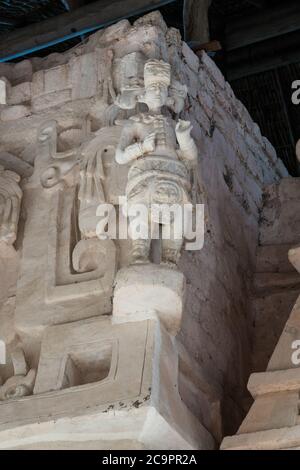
[115,59,197,265]
[15,120,116,325]
[38,120,80,190]
[113,52,188,115]
[0,348,35,401]
[113,51,146,111]
[0,165,22,248]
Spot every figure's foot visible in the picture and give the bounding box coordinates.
[162,248,180,267]
[130,242,150,265]
[131,254,149,265]
[161,260,179,270]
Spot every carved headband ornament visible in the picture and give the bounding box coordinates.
[0,164,21,183]
[0,165,22,198]
[144,59,171,88]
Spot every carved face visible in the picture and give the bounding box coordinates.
[141,83,169,110]
[151,181,181,205]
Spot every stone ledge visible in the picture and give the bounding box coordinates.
[221,424,300,450]
[248,368,300,398]
[0,317,214,450]
[112,264,186,336]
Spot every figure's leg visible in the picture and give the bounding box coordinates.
[130,238,151,264]
[161,221,183,266]
[161,238,183,265]
[128,214,151,264]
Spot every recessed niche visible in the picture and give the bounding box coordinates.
[61,342,113,389]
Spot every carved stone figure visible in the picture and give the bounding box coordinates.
[0,348,36,401]
[113,52,188,115]
[0,165,22,247]
[115,59,198,265]
[113,52,146,110]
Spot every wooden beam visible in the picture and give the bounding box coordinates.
[0,17,16,27]
[60,0,85,11]
[245,0,265,8]
[193,40,221,54]
[0,0,176,62]
[226,1,300,51]
[227,29,300,81]
[183,0,211,44]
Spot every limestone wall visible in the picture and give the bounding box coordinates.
[0,11,288,446]
[172,33,287,436]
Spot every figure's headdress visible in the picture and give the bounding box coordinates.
[144,59,171,88]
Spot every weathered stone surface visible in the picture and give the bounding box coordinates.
[248,368,300,397]
[221,213,300,449]
[0,317,214,450]
[1,105,30,121]
[252,291,299,372]
[0,77,9,105]
[113,265,186,335]
[8,82,31,105]
[0,11,291,450]
[251,177,300,373]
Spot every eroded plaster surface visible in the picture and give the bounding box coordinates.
[0,12,288,449]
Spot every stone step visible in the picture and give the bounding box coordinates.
[248,368,300,398]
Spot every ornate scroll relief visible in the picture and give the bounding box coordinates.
[37,121,116,309]
[115,59,198,265]
[0,165,22,249]
[0,348,35,401]
[38,120,79,190]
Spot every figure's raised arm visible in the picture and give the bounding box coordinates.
[115,122,156,165]
[175,120,198,169]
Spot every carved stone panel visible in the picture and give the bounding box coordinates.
[0,165,22,249]
[0,317,214,450]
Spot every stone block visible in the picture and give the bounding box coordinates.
[248,368,300,398]
[0,317,214,450]
[12,60,32,85]
[31,70,44,97]
[221,425,300,450]
[31,65,71,110]
[113,264,186,335]
[1,105,30,121]
[238,390,298,434]
[181,41,199,73]
[8,82,31,105]
[71,52,98,100]
[44,65,69,93]
[199,51,225,89]
[0,77,9,105]
[32,89,72,111]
